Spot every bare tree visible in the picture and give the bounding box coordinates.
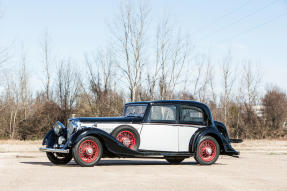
[56,60,79,120]
[112,0,150,102]
[166,34,190,99]
[19,53,30,120]
[241,61,261,106]
[221,51,234,126]
[192,56,204,100]
[7,78,19,139]
[4,54,29,139]
[190,54,216,103]
[78,49,124,117]
[151,17,191,100]
[41,32,53,100]
[146,18,168,100]
[262,86,287,137]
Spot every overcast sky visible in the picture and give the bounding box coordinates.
[0,0,286,93]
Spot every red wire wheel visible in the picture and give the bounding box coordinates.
[116,130,136,149]
[73,136,103,167]
[78,139,99,163]
[195,136,219,165]
[198,139,217,162]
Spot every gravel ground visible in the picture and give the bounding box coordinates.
[0,140,287,191]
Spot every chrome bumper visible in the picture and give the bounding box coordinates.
[39,147,70,153]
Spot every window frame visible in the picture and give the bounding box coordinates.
[179,104,208,126]
[122,104,148,117]
[145,104,179,124]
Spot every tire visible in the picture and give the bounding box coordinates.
[46,152,72,165]
[111,126,140,150]
[165,157,185,164]
[72,136,103,167]
[194,136,220,165]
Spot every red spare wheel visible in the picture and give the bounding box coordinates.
[116,130,136,149]
[112,126,140,150]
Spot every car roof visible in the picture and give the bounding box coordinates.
[125,100,213,121]
[126,100,207,107]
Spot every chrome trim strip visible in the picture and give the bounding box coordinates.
[142,123,205,128]
[39,147,69,153]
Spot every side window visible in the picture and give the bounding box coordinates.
[148,105,177,122]
[180,105,206,125]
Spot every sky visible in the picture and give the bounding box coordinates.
[0,0,286,93]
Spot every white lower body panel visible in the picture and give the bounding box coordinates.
[178,126,198,152]
[139,124,178,152]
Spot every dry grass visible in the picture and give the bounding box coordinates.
[234,139,287,147]
[0,139,41,145]
[0,140,42,153]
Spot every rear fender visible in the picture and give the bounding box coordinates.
[189,127,231,154]
[214,121,230,142]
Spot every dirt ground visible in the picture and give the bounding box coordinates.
[0,140,287,191]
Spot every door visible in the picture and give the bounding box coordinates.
[178,105,207,151]
[139,104,178,152]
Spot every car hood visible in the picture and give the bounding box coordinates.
[75,116,143,123]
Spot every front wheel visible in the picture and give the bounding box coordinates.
[73,136,103,167]
[194,136,220,165]
[46,152,73,165]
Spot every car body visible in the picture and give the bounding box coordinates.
[40,100,241,167]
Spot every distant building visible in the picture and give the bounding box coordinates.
[252,105,287,129]
[252,105,264,117]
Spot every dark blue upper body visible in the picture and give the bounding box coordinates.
[75,100,214,126]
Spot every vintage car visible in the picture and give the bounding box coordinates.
[40,100,241,167]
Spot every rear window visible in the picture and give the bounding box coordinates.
[180,105,206,125]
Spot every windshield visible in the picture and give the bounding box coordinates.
[123,104,147,117]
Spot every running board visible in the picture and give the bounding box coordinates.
[230,139,243,143]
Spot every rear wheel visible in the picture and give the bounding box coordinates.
[165,157,185,164]
[73,136,103,167]
[194,136,220,165]
[46,152,72,165]
[112,126,140,150]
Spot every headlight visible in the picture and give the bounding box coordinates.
[67,119,81,138]
[58,136,66,145]
[53,121,66,136]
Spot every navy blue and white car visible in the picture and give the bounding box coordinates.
[40,100,241,167]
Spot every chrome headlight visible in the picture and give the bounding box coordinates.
[58,136,66,145]
[67,119,81,138]
[53,121,66,136]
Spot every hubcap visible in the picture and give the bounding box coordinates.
[86,148,93,155]
[198,139,217,162]
[78,139,99,163]
[116,130,136,149]
[205,147,212,156]
[123,138,131,146]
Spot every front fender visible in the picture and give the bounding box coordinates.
[63,127,140,157]
[42,129,57,147]
[42,129,55,145]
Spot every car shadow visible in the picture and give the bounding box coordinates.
[21,160,226,167]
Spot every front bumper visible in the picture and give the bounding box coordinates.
[39,147,70,153]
